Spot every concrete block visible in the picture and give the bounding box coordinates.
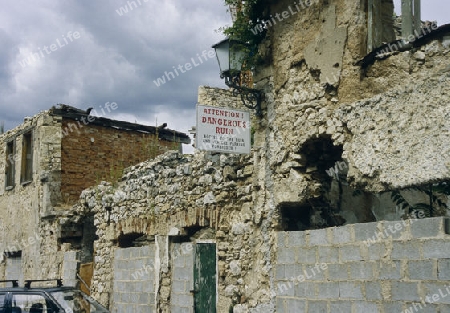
[284,264,298,280]
[284,298,306,313]
[171,280,186,293]
[275,264,285,281]
[329,301,352,312]
[353,301,379,313]
[309,228,329,246]
[332,225,352,244]
[318,246,339,263]
[377,261,401,280]
[423,283,450,304]
[367,242,387,260]
[287,231,306,247]
[411,217,445,238]
[295,282,316,298]
[354,222,378,242]
[296,247,317,264]
[275,280,295,296]
[438,259,450,280]
[383,220,407,239]
[173,266,191,281]
[339,245,362,262]
[391,281,419,301]
[365,282,382,300]
[307,300,327,312]
[349,261,374,280]
[326,263,348,281]
[303,264,325,281]
[277,247,296,264]
[315,282,339,299]
[277,232,286,248]
[409,260,436,280]
[423,240,450,259]
[339,282,363,299]
[276,297,285,312]
[382,302,403,313]
[439,304,450,313]
[391,241,421,259]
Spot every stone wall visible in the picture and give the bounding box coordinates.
[0,111,62,281]
[60,118,179,204]
[276,217,450,312]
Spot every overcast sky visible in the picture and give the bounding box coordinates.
[0,1,448,153]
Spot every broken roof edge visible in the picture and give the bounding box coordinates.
[49,104,191,144]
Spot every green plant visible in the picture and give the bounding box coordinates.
[221,0,268,69]
[391,181,450,218]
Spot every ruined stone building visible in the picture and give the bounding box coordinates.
[2,0,450,312]
[0,104,190,289]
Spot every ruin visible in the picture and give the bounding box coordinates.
[1,0,450,312]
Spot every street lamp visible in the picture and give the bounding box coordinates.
[212,38,262,117]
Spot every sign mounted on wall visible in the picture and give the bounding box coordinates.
[196,104,251,154]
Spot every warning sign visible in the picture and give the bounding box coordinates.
[196,104,251,154]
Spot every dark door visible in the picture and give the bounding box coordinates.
[193,243,216,313]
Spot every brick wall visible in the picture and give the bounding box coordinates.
[60,118,179,204]
[276,217,450,312]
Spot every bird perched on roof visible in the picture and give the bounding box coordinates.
[157,123,167,130]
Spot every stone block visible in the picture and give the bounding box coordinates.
[353,222,378,242]
[296,247,317,264]
[391,241,421,259]
[315,282,339,299]
[353,301,379,313]
[377,261,401,280]
[309,228,329,246]
[326,263,348,281]
[275,264,285,281]
[440,304,450,313]
[339,281,363,300]
[275,280,295,296]
[330,301,352,313]
[284,298,306,313]
[391,281,420,301]
[307,300,327,312]
[365,282,382,300]
[367,242,387,260]
[287,231,306,247]
[277,232,286,248]
[349,261,374,280]
[423,283,450,304]
[382,302,403,312]
[423,240,450,259]
[438,259,450,280]
[295,282,316,298]
[411,217,445,238]
[277,247,296,264]
[339,245,362,262]
[383,220,407,239]
[408,260,436,280]
[318,246,339,263]
[332,225,352,244]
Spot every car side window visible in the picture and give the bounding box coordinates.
[0,293,7,312]
[10,294,48,313]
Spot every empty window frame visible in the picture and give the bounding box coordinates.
[5,140,15,188]
[21,132,33,183]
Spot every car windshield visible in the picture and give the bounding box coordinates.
[50,290,109,313]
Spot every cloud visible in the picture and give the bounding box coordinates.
[0,0,231,141]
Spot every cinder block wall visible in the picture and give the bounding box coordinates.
[276,217,450,312]
[170,242,194,313]
[112,246,156,313]
[60,119,178,204]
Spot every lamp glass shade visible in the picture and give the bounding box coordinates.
[212,38,247,76]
